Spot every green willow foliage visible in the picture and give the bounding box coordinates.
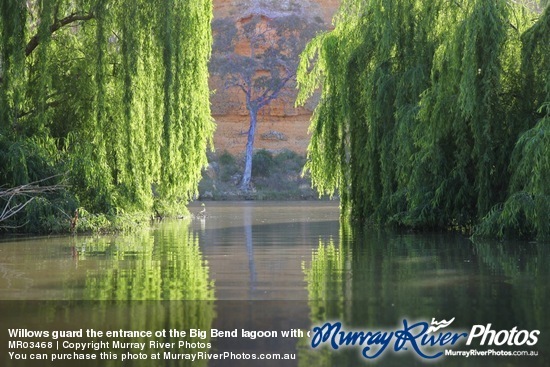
[0,0,214,216]
[297,0,549,241]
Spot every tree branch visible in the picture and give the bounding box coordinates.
[25,12,95,57]
[256,73,295,109]
[236,83,249,96]
[0,174,67,227]
[18,98,66,119]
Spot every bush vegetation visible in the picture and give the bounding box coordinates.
[198,149,319,200]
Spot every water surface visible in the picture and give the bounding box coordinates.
[0,201,548,366]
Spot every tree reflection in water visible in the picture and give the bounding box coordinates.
[61,220,215,367]
[300,223,550,367]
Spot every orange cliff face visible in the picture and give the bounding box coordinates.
[210,0,340,155]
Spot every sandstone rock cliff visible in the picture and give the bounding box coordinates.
[210,0,339,155]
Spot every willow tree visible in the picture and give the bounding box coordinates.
[297,0,446,221]
[476,6,550,241]
[297,0,549,241]
[0,0,214,221]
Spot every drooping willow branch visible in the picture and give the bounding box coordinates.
[0,12,94,85]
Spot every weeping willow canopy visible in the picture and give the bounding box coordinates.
[297,0,549,241]
[0,0,214,215]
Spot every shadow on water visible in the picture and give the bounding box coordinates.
[299,222,550,367]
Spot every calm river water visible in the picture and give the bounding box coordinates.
[0,201,548,366]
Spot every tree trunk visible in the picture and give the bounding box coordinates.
[240,108,258,191]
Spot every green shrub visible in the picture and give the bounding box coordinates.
[219,151,236,166]
[218,151,240,181]
[252,149,274,177]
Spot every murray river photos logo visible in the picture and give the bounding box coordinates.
[310,318,540,360]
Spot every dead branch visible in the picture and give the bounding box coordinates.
[0,174,67,228]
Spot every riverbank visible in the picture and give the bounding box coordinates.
[197,150,325,201]
[0,150,324,236]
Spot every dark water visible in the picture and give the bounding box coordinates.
[0,202,548,366]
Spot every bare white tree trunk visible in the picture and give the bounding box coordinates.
[240,108,258,191]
